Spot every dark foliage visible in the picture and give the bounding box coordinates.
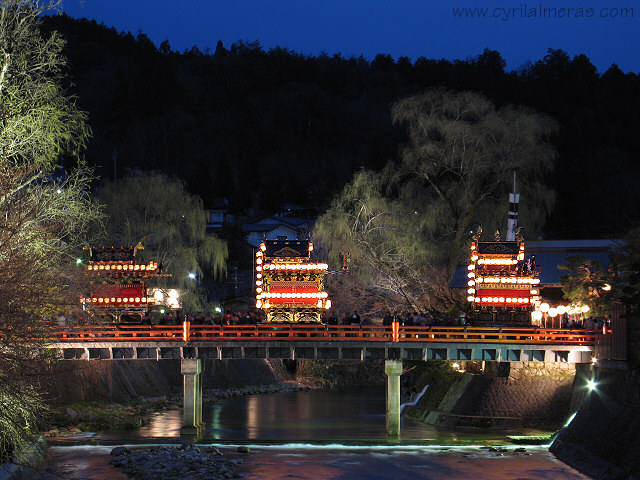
[41,15,640,239]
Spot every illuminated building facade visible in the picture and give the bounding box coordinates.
[81,246,161,322]
[467,239,541,324]
[255,239,331,323]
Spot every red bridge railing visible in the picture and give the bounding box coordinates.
[43,322,603,346]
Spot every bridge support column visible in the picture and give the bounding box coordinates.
[385,359,402,437]
[181,358,203,434]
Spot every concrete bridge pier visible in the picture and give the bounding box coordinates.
[181,358,203,434]
[385,359,403,437]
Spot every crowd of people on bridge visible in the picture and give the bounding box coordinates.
[148,310,265,326]
[560,315,609,330]
[53,305,610,331]
[319,310,468,327]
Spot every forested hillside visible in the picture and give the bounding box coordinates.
[41,14,640,239]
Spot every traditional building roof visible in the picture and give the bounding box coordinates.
[526,239,618,286]
[243,216,314,248]
[451,239,619,288]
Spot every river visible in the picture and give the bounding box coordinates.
[39,387,590,479]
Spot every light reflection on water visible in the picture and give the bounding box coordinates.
[236,446,590,480]
[137,409,182,438]
[45,443,589,480]
[49,389,588,480]
[131,387,550,446]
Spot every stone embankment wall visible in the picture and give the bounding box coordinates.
[406,362,577,429]
[46,359,288,403]
[550,366,640,480]
[46,358,386,404]
[293,359,385,388]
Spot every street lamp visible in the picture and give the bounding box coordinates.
[188,272,196,280]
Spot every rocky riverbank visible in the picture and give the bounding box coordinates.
[44,400,170,436]
[43,382,312,439]
[109,444,244,480]
[203,382,311,402]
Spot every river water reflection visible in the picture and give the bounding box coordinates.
[132,387,548,444]
[48,388,589,479]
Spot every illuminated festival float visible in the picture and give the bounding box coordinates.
[467,233,541,325]
[464,174,541,325]
[81,246,163,323]
[255,239,332,323]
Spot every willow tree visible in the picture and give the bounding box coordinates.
[391,89,558,274]
[315,170,449,314]
[0,0,102,459]
[315,89,557,312]
[96,171,228,312]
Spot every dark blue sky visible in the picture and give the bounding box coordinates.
[61,0,639,72]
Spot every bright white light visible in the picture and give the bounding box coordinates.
[564,412,577,427]
[540,302,550,313]
[587,379,596,391]
[188,272,196,279]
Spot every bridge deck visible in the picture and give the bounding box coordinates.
[42,323,599,363]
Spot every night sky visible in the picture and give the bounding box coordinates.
[61,0,639,72]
